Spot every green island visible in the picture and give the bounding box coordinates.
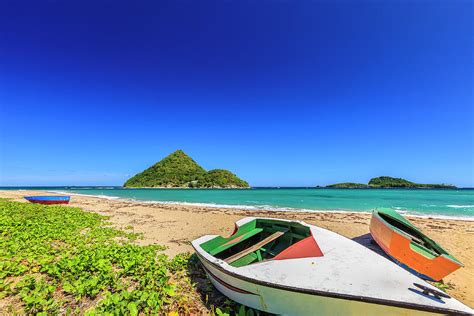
[326,182,369,189]
[124,150,249,189]
[326,176,456,189]
[0,199,256,315]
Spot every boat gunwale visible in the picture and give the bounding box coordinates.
[24,195,70,200]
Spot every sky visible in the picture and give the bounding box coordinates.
[0,0,473,187]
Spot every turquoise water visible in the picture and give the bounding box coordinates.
[3,187,473,218]
[35,187,474,218]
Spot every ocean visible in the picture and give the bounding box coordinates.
[4,187,473,219]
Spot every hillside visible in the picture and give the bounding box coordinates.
[124,150,249,188]
[326,182,369,189]
[325,176,456,189]
[191,169,249,188]
[368,176,456,189]
[368,176,416,188]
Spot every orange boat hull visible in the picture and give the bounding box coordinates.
[369,215,461,281]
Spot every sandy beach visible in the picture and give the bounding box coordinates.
[1,190,473,308]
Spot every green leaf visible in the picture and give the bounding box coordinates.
[215,307,229,316]
[127,302,138,316]
[0,199,195,314]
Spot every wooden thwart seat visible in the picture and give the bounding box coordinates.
[225,231,285,264]
[210,228,264,256]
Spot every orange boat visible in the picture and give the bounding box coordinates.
[369,208,462,281]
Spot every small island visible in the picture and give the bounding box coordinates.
[326,182,369,189]
[326,176,456,189]
[124,150,249,188]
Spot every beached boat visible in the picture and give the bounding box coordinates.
[192,217,472,315]
[370,208,463,282]
[24,196,70,205]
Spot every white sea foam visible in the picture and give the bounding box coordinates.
[49,191,121,200]
[446,205,474,209]
[402,213,474,221]
[391,207,474,221]
[49,191,474,221]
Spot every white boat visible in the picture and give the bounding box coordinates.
[192,217,473,315]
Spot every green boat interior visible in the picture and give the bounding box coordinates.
[200,219,312,267]
[378,211,448,259]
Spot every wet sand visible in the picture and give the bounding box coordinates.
[1,190,472,307]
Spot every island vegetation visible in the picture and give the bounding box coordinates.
[190,169,249,188]
[326,182,369,189]
[124,150,249,189]
[367,176,456,189]
[326,176,456,189]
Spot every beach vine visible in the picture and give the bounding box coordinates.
[0,199,259,315]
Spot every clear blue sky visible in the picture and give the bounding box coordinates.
[0,0,473,187]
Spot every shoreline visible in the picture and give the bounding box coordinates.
[49,190,474,222]
[5,186,473,189]
[1,189,473,306]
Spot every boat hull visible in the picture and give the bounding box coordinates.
[193,217,472,315]
[197,253,435,316]
[24,196,70,205]
[369,211,461,281]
